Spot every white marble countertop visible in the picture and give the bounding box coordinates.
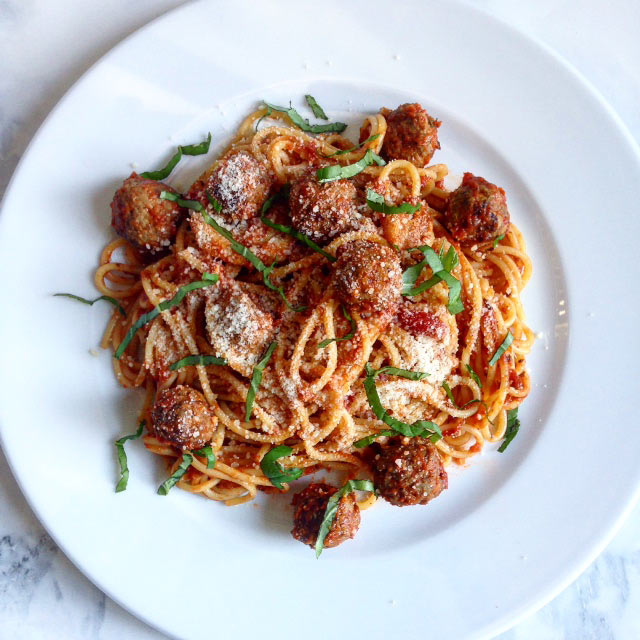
[1,1,638,638]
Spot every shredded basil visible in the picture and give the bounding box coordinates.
[465,363,482,387]
[360,364,441,445]
[488,331,514,367]
[322,134,380,158]
[316,149,385,183]
[315,479,375,558]
[353,429,397,448]
[492,233,505,249]
[366,189,420,215]
[318,305,356,348]
[498,408,520,452]
[192,445,216,469]
[114,272,218,360]
[114,421,144,492]
[159,191,206,211]
[441,380,495,426]
[157,453,194,495]
[140,133,211,180]
[260,445,304,489]
[245,341,277,422]
[305,95,328,120]
[54,292,126,317]
[260,216,336,262]
[402,245,464,315]
[169,354,227,370]
[264,102,346,133]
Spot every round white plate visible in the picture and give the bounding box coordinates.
[1,1,639,638]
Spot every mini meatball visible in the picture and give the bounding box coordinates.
[151,385,217,450]
[381,103,441,167]
[291,482,360,549]
[381,203,434,250]
[443,173,510,248]
[188,150,273,222]
[333,240,402,314]
[110,173,183,261]
[372,437,447,506]
[289,170,359,243]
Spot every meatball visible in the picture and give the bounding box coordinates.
[289,169,359,243]
[333,240,402,314]
[443,173,510,248]
[110,173,183,261]
[151,385,217,450]
[372,437,447,506]
[188,150,273,223]
[381,103,441,167]
[291,482,360,549]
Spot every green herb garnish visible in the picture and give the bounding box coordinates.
[54,292,126,317]
[245,341,277,422]
[264,102,347,134]
[159,191,207,211]
[157,453,194,495]
[114,272,218,360]
[318,305,356,348]
[305,95,328,120]
[488,331,514,367]
[169,355,227,370]
[192,445,216,469]
[316,149,385,183]
[315,479,375,558]
[114,421,144,492]
[260,445,304,489]
[498,408,520,452]
[322,134,380,158]
[140,133,211,181]
[366,189,420,215]
[465,363,482,387]
[492,233,505,249]
[260,216,336,262]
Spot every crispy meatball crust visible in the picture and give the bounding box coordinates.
[191,150,274,222]
[443,172,510,248]
[372,437,447,506]
[291,482,360,548]
[110,172,183,261]
[381,103,441,167]
[289,170,358,243]
[333,240,403,314]
[151,385,217,451]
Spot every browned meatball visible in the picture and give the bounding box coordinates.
[188,150,273,222]
[151,385,217,450]
[289,169,359,243]
[291,482,360,549]
[372,437,447,506]
[110,173,183,262]
[381,103,441,167]
[443,173,510,248]
[333,240,402,314]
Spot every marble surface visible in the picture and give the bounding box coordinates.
[1,0,638,638]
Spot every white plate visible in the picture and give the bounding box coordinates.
[1,1,639,638]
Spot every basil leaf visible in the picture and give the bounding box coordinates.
[160,191,205,211]
[465,363,482,388]
[315,479,375,558]
[488,331,514,367]
[260,215,336,262]
[305,95,328,120]
[114,421,144,493]
[374,365,429,381]
[54,292,126,317]
[192,445,216,469]
[492,233,505,249]
[353,429,397,448]
[498,408,520,452]
[255,104,273,131]
[322,134,380,158]
[157,453,193,495]
[260,445,304,489]
[141,133,211,180]
[366,189,420,215]
[264,102,346,133]
[361,363,442,443]
[114,273,219,359]
[169,354,227,370]
[203,192,305,312]
[316,149,385,183]
[245,341,277,422]
[318,305,356,348]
